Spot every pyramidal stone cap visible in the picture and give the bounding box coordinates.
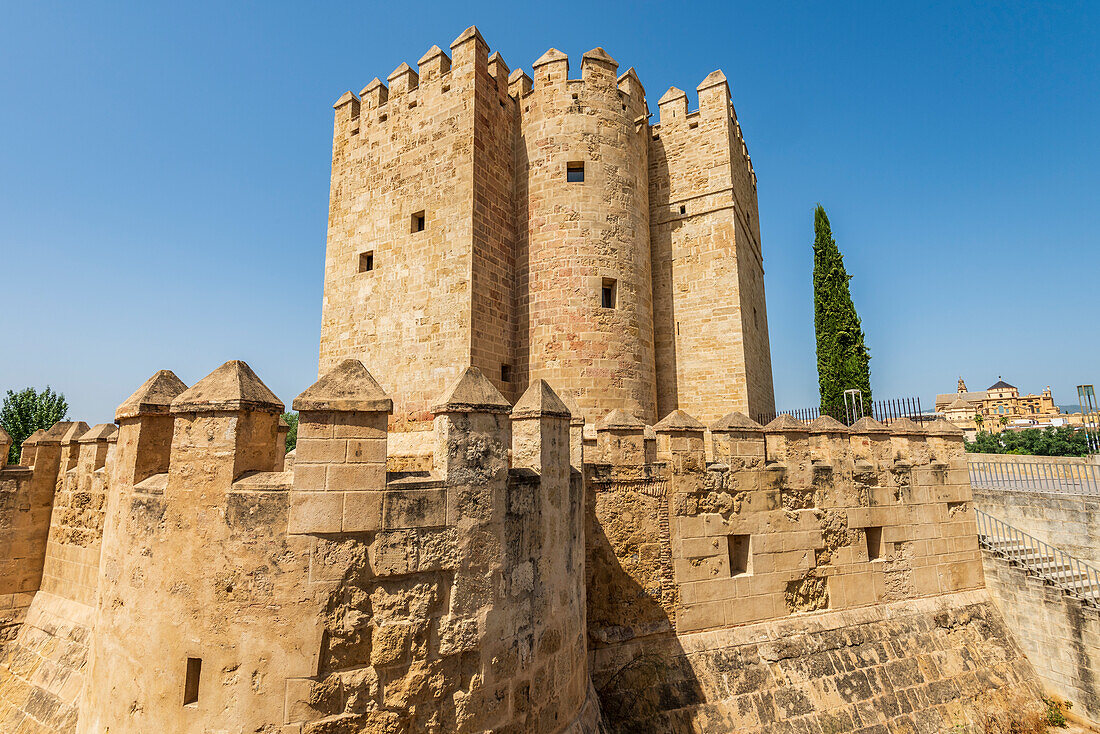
[77,424,117,443]
[115,369,188,421]
[418,45,448,65]
[532,48,568,68]
[293,359,393,413]
[431,366,511,414]
[595,409,645,431]
[659,87,687,104]
[809,415,849,434]
[850,417,890,434]
[889,417,924,435]
[171,360,284,414]
[450,25,485,50]
[697,69,728,91]
[333,90,357,109]
[23,429,46,447]
[710,412,763,432]
[360,78,385,96]
[581,47,617,66]
[512,380,571,420]
[387,63,417,82]
[763,414,810,433]
[61,422,92,445]
[924,419,963,437]
[654,409,705,432]
[40,421,81,445]
[557,389,584,425]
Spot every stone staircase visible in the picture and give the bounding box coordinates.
[977,509,1100,608]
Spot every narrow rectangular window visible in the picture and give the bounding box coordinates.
[184,657,202,706]
[566,162,584,182]
[679,204,686,214]
[411,211,426,233]
[728,535,751,576]
[866,527,884,561]
[358,251,374,273]
[500,364,512,383]
[601,278,617,309]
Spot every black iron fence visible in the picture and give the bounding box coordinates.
[752,396,927,428]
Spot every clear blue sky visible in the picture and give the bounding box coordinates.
[3,1,1098,422]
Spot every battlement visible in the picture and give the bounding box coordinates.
[331,25,512,136]
[651,70,756,191]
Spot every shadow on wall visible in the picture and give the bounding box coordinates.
[584,467,701,733]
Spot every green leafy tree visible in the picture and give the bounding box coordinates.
[1,387,69,464]
[282,412,298,454]
[813,205,871,419]
[965,426,1089,457]
[974,413,984,431]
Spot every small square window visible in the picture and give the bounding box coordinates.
[566,162,585,183]
[358,251,374,273]
[866,527,884,561]
[601,278,617,309]
[728,534,752,576]
[411,211,425,233]
[500,364,512,383]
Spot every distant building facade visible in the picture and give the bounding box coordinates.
[936,377,1064,435]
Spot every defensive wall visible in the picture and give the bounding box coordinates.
[0,358,1061,733]
[969,455,1100,726]
[982,547,1100,726]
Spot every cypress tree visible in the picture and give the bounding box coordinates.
[812,205,871,420]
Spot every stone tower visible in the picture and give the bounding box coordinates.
[320,27,775,429]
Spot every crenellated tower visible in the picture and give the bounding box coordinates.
[320,26,774,434]
[516,47,657,423]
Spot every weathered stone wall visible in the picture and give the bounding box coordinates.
[0,425,69,639]
[68,360,599,734]
[39,425,115,608]
[320,30,501,430]
[591,590,1042,733]
[649,77,774,425]
[518,49,658,424]
[584,413,1039,730]
[321,28,774,432]
[982,548,1100,723]
[972,486,1100,566]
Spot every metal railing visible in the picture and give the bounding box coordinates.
[968,458,1100,495]
[753,396,927,428]
[976,509,1100,608]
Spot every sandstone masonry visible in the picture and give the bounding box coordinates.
[319,28,775,432]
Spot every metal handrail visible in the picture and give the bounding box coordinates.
[976,509,1100,608]
[968,457,1100,496]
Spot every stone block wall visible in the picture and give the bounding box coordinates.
[587,414,985,644]
[590,590,1042,733]
[320,27,775,433]
[58,359,598,734]
[972,486,1100,566]
[982,547,1100,723]
[649,76,774,425]
[583,413,1041,730]
[0,425,70,637]
[39,425,115,608]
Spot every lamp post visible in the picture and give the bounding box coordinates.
[1078,385,1099,454]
